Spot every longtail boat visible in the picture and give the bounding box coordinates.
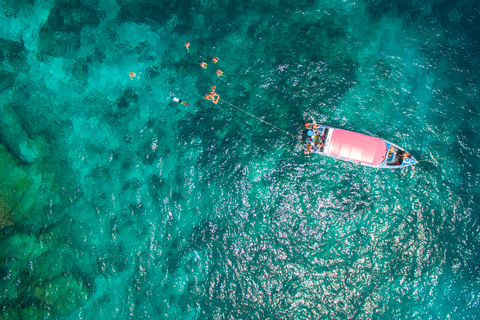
[304,123,417,168]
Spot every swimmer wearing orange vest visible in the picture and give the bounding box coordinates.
[205,92,215,100]
[200,62,207,69]
[205,87,220,104]
[212,93,220,104]
[129,72,138,80]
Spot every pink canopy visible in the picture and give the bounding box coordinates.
[328,129,387,165]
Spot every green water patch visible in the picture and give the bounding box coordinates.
[33,273,88,314]
[0,145,33,226]
[0,130,93,318]
[0,231,89,317]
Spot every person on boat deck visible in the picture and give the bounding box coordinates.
[388,145,396,159]
[315,140,324,150]
[400,152,411,159]
[305,123,319,130]
[306,140,316,151]
[304,145,312,154]
[394,151,411,165]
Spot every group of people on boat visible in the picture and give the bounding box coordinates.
[387,145,412,165]
[304,123,326,154]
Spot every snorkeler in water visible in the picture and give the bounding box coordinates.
[168,94,190,106]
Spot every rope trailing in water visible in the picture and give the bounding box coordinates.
[218,98,304,142]
[417,156,466,162]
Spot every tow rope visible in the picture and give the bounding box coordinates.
[202,88,303,142]
[218,98,303,142]
[417,156,466,162]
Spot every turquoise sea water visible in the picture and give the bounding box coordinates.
[1,0,480,318]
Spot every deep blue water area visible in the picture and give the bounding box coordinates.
[1,0,480,319]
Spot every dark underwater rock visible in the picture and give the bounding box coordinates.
[38,0,102,57]
[0,70,14,91]
[0,39,26,65]
[0,105,39,163]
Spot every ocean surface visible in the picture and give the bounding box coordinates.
[1,0,480,319]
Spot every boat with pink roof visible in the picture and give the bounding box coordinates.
[304,123,417,168]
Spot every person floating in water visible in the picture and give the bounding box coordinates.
[168,94,190,106]
[185,42,190,52]
[212,57,219,63]
[216,70,224,77]
[205,92,214,100]
[212,93,219,104]
[129,72,138,80]
[200,62,207,69]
